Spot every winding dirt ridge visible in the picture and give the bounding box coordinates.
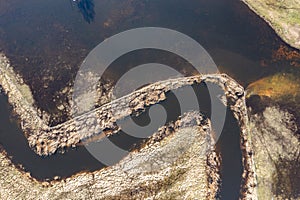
[0,53,257,199]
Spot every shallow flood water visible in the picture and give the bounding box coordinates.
[0,0,299,198]
[1,0,299,126]
[0,0,298,113]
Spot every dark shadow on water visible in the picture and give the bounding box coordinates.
[75,0,95,23]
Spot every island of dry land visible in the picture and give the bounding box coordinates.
[243,0,300,49]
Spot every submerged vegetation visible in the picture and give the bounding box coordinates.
[246,71,300,128]
[246,72,300,100]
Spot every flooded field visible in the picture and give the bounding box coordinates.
[0,0,299,199]
[0,0,299,116]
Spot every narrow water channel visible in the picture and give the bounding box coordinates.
[2,0,298,198]
[0,93,104,180]
[0,82,242,198]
